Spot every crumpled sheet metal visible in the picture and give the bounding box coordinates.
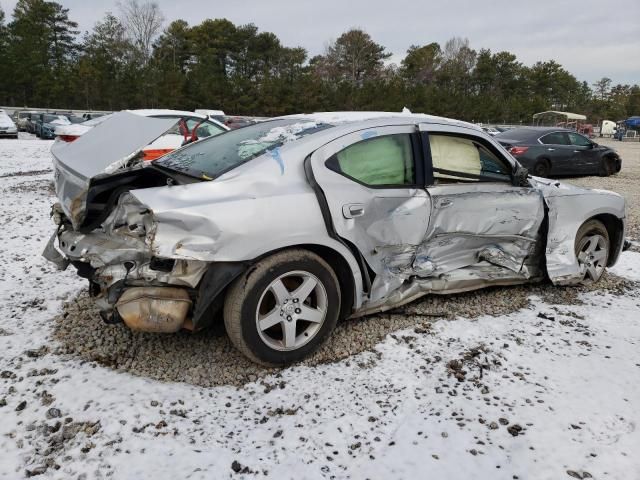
[131,146,365,307]
[357,185,546,306]
[56,228,208,289]
[528,177,626,284]
[356,261,535,317]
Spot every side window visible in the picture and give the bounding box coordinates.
[429,134,511,184]
[568,132,591,147]
[540,132,568,145]
[326,134,414,186]
[193,120,226,138]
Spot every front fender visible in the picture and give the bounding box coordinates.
[543,187,626,284]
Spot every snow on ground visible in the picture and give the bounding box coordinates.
[1,136,639,479]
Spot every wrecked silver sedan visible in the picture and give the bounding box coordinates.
[44,111,628,366]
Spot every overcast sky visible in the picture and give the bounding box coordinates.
[2,0,639,85]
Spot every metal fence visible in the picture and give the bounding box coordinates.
[1,105,112,117]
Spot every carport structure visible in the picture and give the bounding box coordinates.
[532,110,587,131]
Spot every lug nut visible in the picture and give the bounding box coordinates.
[287,315,292,322]
[295,308,301,314]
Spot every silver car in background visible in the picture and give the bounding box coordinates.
[44,111,627,366]
[0,109,19,138]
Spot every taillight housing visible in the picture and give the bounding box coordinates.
[509,146,529,156]
[59,135,78,143]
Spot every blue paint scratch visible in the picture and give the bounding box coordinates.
[361,130,378,140]
[270,148,285,175]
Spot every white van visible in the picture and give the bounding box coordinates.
[601,120,616,137]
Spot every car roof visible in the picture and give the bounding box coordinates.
[275,111,482,131]
[495,126,573,142]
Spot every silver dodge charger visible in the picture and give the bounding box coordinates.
[44,111,628,366]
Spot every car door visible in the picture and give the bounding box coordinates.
[538,131,574,174]
[418,124,546,287]
[308,125,431,301]
[567,132,600,174]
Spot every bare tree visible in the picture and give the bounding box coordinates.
[592,77,612,101]
[442,37,476,72]
[118,0,164,63]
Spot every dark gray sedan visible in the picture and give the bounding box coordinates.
[495,127,621,177]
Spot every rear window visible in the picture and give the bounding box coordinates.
[494,128,539,142]
[156,118,333,179]
[540,132,568,145]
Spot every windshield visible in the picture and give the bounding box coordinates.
[155,118,332,179]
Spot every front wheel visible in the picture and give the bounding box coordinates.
[224,249,341,366]
[575,220,609,284]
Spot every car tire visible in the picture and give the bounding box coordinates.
[224,249,341,366]
[599,157,614,177]
[575,220,609,284]
[532,159,551,177]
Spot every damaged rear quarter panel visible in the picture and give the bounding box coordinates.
[129,145,365,306]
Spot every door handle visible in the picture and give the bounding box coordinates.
[342,203,365,219]
[547,148,555,151]
[573,150,580,153]
[438,199,454,208]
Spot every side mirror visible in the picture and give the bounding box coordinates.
[513,164,529,187]
[590,142,598,148]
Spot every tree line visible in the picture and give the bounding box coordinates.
[1,0,638,124]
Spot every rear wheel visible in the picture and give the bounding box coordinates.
[224,249,341,366]
[575,220,609,284]
[532,159,551,177]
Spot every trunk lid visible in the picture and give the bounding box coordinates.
[50,111,178,228]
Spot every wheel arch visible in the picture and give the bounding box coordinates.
[191,242,363,332]
[602,151,621,174]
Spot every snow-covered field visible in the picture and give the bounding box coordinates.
[1,135,639,480]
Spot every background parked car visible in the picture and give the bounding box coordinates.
[35,113,71,139]
[0,109,19,138]
[25,114,40,133]
[53,109,230,161]
[481,126,500,136]
[13,110,39,131]
[495,127,621,177]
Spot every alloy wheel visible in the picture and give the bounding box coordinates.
[576,233,608,282]
[255,270,328,351]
